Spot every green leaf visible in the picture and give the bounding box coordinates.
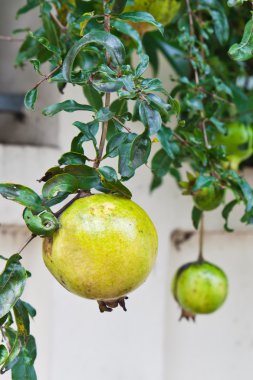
[21,302,36,319]
[96,107,115,122]
[139,102,162,135]
[98,166,118,182]
[16,0,40,18]
[13,300,30,337]
[63,165,100,190]
[42,100,94,116]
[58,152,87,166]
[118,140,136,179]
[146,94,170,122]
[0,346,8,366]
[192,206,203,230]
[105,132,128,158]
[229,18,253,61]
[150,175,163,192]
[224,170,253,211]
[97,167,132,198]
[112,0,128,14]
[192,176,216,192]
[130,133,151,170]
[110,98,128,115]
[157,126,175,159]
[135,54,149,77]
[112,19,143,54]
[151,149,171,177]
[0,255,27,320]
[82,84,103,110]
[39,167,63,183]
[24,88,38,110]
[63,30,126,82]
[72,121,99,154]
[41,4,60,49]
[1,333,21,373]
[119,12,164,35]
[11,335,37,380]
[29,32,61,58]
[42,174,79,199]
[0,184,43,213]
[29,59,41,74]
[222,200,238,232]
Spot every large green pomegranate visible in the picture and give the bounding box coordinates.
[43,194,158,302]
[172,261,228,315]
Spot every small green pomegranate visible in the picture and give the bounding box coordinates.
[193,183,225,211]
[172,260,228,318]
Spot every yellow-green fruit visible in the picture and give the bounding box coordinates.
[125,0,180,34]
[172,261,228,314]
[213,122,253,171]
[193,183,225,211]
[43,194,158,301]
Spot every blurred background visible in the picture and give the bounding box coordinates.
[1,1,253,379]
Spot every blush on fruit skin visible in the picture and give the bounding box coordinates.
[172,261,228,314]
[43,194,158,301]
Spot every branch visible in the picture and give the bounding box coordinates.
[54,191,91,218]
[93,1,112,169]
[33,65,61,90]
[18,234,37,254]
[113,117,132,132]
[50,12,68,33]
[0,35,24,42]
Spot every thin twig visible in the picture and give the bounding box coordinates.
[50,12,68,33]
[172,131,190,146]
[113,117,132,133]
[18,234,37,254]
[54,191,91,218]
[33,64,61,90]
[0,35,24,42]
[198,88,233,106]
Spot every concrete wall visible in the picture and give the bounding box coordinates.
[1,4,253,380]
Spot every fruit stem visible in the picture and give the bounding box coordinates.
[93,0,111,169]
[198,215,205,262]
[18,234,37,254]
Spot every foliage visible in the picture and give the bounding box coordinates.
[0,0,253,377]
